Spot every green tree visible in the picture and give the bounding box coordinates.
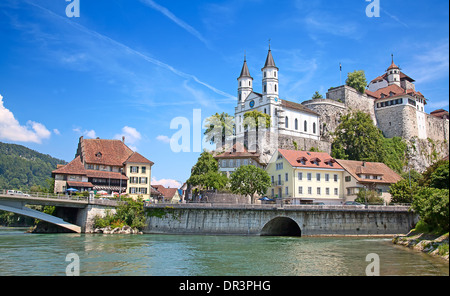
[312,91,323,99]
[204,112,234,148]
[331,111,385,162]
[419,160,449,189]
[389,178,418,204]
[346,70,367,94]
[411,187,449,233]
[187,151,228,190]
[243,110,271,130]
[229,165,271,204]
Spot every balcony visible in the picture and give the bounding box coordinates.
[272,180,284,187]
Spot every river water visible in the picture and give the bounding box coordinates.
[0,227,448,276]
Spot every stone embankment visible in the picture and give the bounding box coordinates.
[392,231,449,261]
[92,225,143,235]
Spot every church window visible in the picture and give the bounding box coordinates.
[304,120,308,132]
[275,84,277,92]
[285,117,288,128]
[295,119,298,130]
[264,85,267,92]
[264,108,267,114]
[239,93,241,101]
[264,71,266,78]
[274,71,277,77]
[313,122,316,134]
[240,81,242,86]
[249,81,251,86]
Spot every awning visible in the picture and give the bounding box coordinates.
[67,181,94,188]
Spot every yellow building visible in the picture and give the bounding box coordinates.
[124,152,154,201]
[265,149,345,205]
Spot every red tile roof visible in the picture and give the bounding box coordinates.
[152,185,178,199]
[80,138,134,166]
[124,152,154,165]
[277,149,343,170]
[52,156,86,176]
[335,159,402,184]
[214,142,260,159]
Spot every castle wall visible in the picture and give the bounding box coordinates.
[326,85,377,126]
[374,104,419,139]
[426,114,449,143]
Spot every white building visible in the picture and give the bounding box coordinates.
[234,48,320,142]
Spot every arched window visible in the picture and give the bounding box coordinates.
[274,71,277,77]
[249,81,251,86]
[313,122,316,134]
[304,120,307,132]
[275,84,277,92]
[285,116,288,128]
[264,85,267,93]
[295,119,298,130]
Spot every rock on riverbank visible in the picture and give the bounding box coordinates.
[92,225,143,235]
[392,231,449,261]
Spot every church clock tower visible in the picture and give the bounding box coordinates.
[261,46,279,100]
[237,56,253,103]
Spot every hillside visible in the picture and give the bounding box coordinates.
[0,142,67,190]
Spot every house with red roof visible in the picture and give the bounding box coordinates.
[265,149,345,205]
[52,136,154,201]
[265,149,402,204]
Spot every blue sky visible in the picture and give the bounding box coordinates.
[0,0,448,187]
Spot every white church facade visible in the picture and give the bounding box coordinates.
[234,48,320,142]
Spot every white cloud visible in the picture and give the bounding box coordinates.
[53,128,60,135]
[156,135,171,143]
[114,126,142,151]
[152,177,182,188]
[0,94,51,144]
[72,127,97,139]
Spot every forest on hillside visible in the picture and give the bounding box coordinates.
[0,142,67,191]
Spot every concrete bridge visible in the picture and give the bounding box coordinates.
[0,190,118,233]
[144,203,417,236]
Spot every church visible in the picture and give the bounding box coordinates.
[234,48,320,143]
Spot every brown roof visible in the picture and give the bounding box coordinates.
[86,170,128,180]
[335,159,402,184]
[80,138,134,166]
[152,185,178,199]
[66,181,94,188]
[430,109,449,119]
[277,149,343,170]
[214,142,260,159]
[52,156,87,176]
[124,152,154,165]
[282,100,318,115]
[370,71,415,84]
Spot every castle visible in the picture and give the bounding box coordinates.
[228,49,449,172]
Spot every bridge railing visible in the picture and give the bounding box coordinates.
[1,189,88,202]
[144,202,411,212]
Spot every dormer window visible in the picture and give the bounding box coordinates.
[95,152,102,158]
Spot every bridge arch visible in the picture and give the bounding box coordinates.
[260,216,302,237]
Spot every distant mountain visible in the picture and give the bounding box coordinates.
[0,142,67,191]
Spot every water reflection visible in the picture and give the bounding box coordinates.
[0,230,448,276]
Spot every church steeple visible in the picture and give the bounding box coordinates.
[261,45,279,98]
[237,55,253,103]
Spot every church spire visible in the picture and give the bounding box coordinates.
[238,57,252,79]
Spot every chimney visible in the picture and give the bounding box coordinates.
[362,161,366,167]
[122,136,125,143]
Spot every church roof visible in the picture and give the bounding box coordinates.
[238,59,253,80]
[283,100,319,116]
[262,49,278,69]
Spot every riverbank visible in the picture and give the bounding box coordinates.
[392,231,449,261]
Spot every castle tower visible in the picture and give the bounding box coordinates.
[261,46,279,100]
[237,56,253,103]
[386,54,401,87]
